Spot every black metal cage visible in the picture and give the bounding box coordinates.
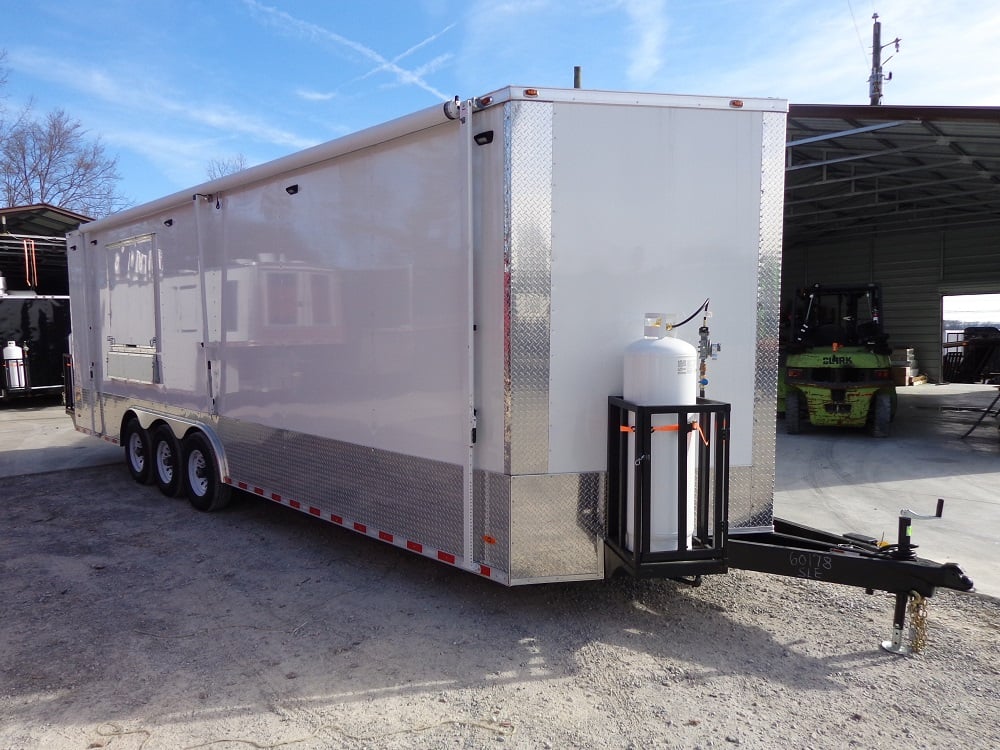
[606,396,730,579]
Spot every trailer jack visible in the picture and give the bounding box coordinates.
[729,500,974,655]
[878,500,958,654]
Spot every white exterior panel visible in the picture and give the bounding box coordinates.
[209,123,469,464]
[547,101,766,474]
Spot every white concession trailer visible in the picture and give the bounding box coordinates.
[67,86,788,584]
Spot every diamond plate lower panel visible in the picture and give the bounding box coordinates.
[474,469,511,574]
[219,418,465,555]
[509,472,604,583]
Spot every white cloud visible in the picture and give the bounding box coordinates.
[297,90,338,102]
[623,0,667,84]
[7,47,316,150]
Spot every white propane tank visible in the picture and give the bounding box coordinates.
[3,341,26,390]
[623,314,697,552]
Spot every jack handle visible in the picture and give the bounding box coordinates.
[900,498,944,521]
[890,499,944,561]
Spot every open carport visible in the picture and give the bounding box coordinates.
[775,104,1000,601]
[783,104,1000,384]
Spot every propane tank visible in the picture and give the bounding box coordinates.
[3,341,27,390]
[623,313,697,552]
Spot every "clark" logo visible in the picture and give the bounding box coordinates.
[821,355,854,365]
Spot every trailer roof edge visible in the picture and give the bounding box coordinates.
[76,100,460,235]
[479,85,787,113]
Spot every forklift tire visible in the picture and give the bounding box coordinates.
[182,431,232,512]
[151,424,184,497]
[123,418,153,484]
[785,392,802,434]
[871,392,892,438]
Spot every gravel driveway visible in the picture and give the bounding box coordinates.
[2,463,997,749]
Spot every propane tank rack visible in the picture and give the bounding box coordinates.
[605,396,730,579]
[2,340,31,394]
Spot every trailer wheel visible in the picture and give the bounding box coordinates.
[871,392,892,438]
[123,418,153,484]
[785,392,802,435]
[182,432,231,512]
[151,425,183,497]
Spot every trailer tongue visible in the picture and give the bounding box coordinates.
[606,391,974,654]
[728,514,974,654]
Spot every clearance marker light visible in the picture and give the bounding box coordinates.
[524,88,539,97]
[729,99,744,108]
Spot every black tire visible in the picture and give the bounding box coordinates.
[182,431,231,512]
[785,391,802,435]
[151,424,184,497]
[871,392,892,438]
[123,418,153,484]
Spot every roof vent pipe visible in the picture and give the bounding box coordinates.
[573,66,582,89]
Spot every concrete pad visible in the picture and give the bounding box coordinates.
[0,397,121,479]
[775,382,1000,599]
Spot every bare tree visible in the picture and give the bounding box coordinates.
[206,153,248,180]
[1,108,129,217]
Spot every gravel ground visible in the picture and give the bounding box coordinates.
[2,464,998,750]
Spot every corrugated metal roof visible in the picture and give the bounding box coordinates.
[0,204,90,294]
[0,203,92,237]
[785,104,1000,247]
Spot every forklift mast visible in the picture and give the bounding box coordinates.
[789,283,889,353]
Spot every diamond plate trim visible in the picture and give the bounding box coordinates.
[218,417,466,554]
[509,472,604,583]
[504,101,553,476]
[474,469,511,575]
[744,110,787,530]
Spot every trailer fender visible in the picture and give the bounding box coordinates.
[121,409,230,484]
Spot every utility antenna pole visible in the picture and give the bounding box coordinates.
[868,13,901,105]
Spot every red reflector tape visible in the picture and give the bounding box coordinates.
[222,484,498,580]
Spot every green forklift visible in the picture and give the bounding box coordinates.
[781,283,897,437]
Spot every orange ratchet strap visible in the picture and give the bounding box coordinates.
[620,422,710,446]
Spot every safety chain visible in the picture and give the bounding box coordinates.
[908,592,928,653]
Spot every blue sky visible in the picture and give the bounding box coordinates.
[4,0,999,208]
